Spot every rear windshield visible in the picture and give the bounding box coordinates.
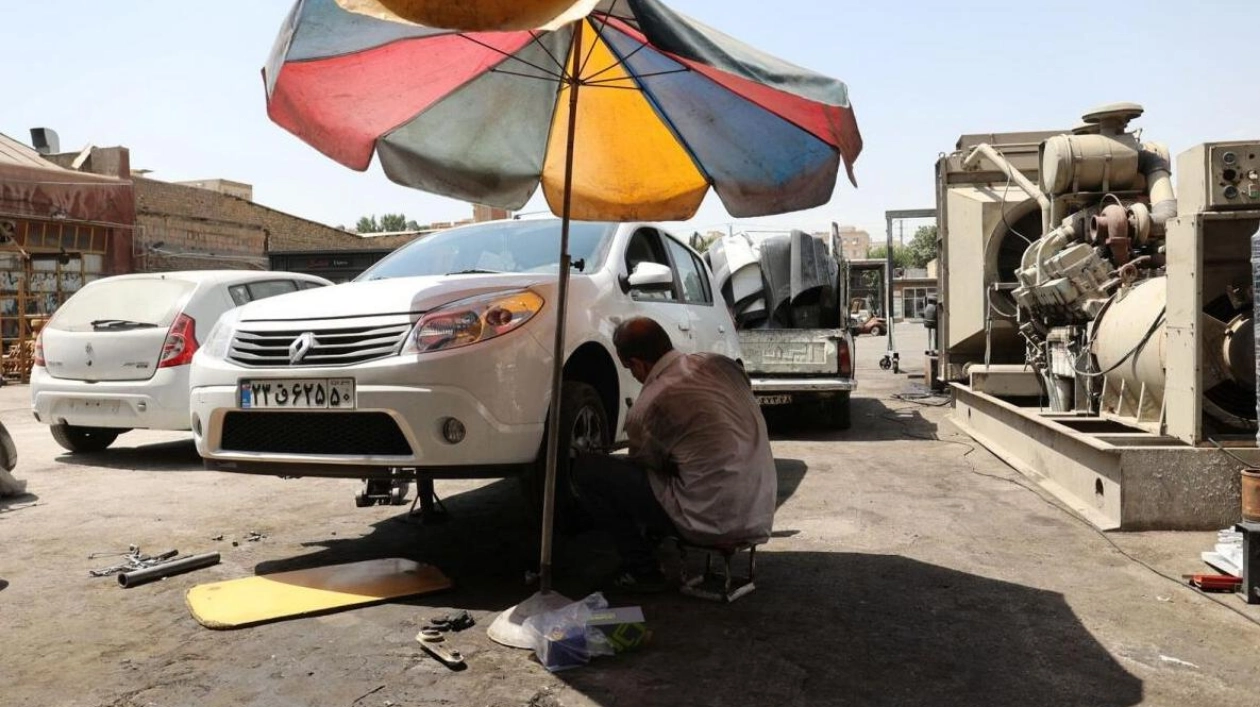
[48,278,196,332]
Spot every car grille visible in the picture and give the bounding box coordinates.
[228,321,411,367]
[220,411,412,455]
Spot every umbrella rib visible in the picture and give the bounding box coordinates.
[584,67,690,86]
[458,32,566,82]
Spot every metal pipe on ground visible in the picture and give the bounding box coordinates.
[117,552,221,588]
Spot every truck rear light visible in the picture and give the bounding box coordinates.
[838,338,852,378]
[158,313,198,368]
[33,329,45,367]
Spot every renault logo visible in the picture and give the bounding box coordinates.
[288,332,316,364]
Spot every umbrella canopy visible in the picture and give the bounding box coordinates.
[264,0,862,221]
[262,0,862,640]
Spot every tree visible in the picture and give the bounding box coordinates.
[905,225,938,269]
[868,244,913,269]
[354,214,423,233]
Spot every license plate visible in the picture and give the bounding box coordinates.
[756,394,793,406]
[239,378,355,409]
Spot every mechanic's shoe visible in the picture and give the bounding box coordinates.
[611,568,668,594]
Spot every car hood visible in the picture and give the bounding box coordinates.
[237,274,558,321]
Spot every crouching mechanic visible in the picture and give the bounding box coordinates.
[571,316,777,591]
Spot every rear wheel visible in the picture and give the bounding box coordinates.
[870,324,884,337]
[50,423,120,453]
[522,380,610,529]
[827,392,852,430]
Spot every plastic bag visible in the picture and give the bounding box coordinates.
[522,592,616,671]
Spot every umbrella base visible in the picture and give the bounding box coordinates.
[486,590,573,648]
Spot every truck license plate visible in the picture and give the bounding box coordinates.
[239,378,355,409]
[756,394,793,406]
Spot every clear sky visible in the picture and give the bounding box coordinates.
[3,1,1257,242]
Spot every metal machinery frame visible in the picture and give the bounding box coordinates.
[882,209,935,373]
[937,105,1260,530]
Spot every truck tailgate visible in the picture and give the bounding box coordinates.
[740,329,843,376]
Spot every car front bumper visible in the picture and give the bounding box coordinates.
[190,334,552,478]
[31,366,192,431]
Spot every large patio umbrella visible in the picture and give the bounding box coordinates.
[264,0,862,644]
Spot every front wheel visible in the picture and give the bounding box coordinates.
[522,381,611,528]
[50,423,120,453]
[870,325,884,337]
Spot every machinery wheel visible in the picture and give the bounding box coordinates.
[50,423,120,453]
[523,380,610,530]
[870,325,884,337]
[354,492,372,508]
[879,356,893,371]
[827,393,852,430]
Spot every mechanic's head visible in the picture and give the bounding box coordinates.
[613,317,674,384]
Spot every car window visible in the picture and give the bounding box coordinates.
[297,280,326,290]
[246,280,299,301]
[665,238,710,305]
[359,219,613,280]
[228,284,251,306]
[47,278,196,332]
[625,229,677,302]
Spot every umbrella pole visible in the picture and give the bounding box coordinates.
[539,19,585,595]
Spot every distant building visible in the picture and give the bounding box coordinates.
[835,225,870,261]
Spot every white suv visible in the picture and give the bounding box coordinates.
[190,219,739,484]
[32,270,331,452]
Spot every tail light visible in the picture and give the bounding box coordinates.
[33,329,45,367]
[158,313,198,368]
[837,337,852,378]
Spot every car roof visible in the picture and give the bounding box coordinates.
[85,270,329,287]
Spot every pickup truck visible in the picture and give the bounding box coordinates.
[706,226,857,429]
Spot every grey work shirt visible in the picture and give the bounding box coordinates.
[626,350,777,545]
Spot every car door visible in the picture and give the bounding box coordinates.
[661,234,738,359]
[619,227,697,352]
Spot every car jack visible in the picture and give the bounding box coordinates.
[355,478,409,507]
[407,477,449,525]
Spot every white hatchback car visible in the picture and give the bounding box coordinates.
[190,219,740,486]
[32,270,331,452]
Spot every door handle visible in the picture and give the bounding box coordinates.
[677,322,691,332]
[719,325,726,333]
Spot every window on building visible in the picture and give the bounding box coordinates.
[900,287,938,320]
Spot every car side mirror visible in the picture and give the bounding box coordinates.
[626,262,674,292]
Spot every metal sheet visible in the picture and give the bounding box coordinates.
[186,558,451,629]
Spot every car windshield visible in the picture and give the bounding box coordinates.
[358,220,613,281]
[48,278,196,332]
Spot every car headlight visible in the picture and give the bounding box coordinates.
[402,289,544,355]
[201,308,242,360]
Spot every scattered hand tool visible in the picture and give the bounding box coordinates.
[1183,573,1242,592]
[416,628,466,670]
[88,546,178,578]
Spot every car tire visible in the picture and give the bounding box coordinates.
[827,392,852,430]
[50,423,120,453]
[870,325,884,337]
[523,380,611,530]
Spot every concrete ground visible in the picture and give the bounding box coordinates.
[3,326,1259,706]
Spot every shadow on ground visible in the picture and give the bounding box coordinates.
[559,552,1143,707]
[769,395,940,444]
[52,439,204,472]
[0,491,39,513]
[254,458,809,613]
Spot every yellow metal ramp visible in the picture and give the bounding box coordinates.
[186,558,451,629]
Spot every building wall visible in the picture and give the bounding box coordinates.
[133,177,383,272]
